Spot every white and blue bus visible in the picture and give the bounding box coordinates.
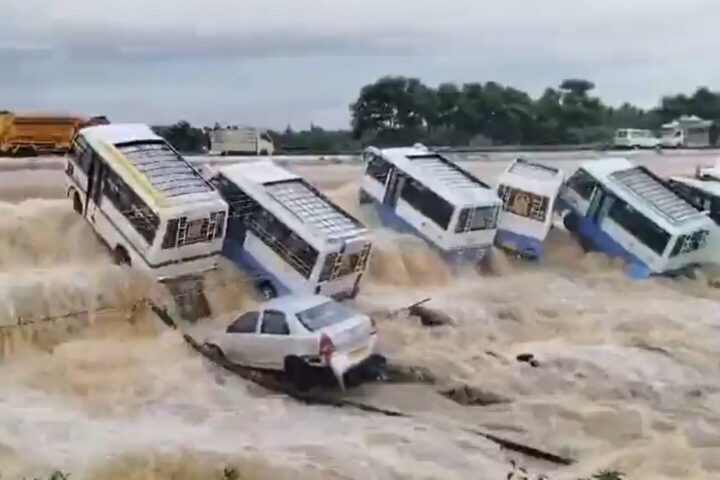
[556,157,715,278]
[207,161,373,300]
[666,165,720,226]
[358,144,501,265]
[495,158,564,259]
[65,123,229,281]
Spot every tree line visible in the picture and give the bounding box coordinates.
[152,77,720,153]
[350,76,720,147]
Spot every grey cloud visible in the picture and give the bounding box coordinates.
[2,0,719,127]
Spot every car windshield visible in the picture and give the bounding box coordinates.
[296,301,356,331]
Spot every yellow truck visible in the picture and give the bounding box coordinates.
[0,112,109,157]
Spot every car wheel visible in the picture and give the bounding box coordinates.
[203,342,225,360]
[257,280,277,300]
[284,356,311,391]
[363,354,388,381]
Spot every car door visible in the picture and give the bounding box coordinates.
[254,309,293,370]
[222,311,261,366]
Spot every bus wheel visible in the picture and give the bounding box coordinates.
[562,212,579,233]
[257,280,277,300]
[72,192,83,215]
[113,246,131,266]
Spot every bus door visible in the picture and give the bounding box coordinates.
[587,187,617,230]
[383,168,405,209]
[85,156,107,223]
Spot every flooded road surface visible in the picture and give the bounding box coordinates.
[0,151,719,480]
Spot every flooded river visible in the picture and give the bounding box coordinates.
[1,152,719,480]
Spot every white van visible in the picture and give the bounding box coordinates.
[209,126,274,156]
[613,129,660,149]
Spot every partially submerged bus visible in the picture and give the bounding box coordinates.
[666,165,720,225]
[358,144,501,265]
[65,123,229,282]
[495,158,564,259]
[556,157,715,278]
[207,161,372,300]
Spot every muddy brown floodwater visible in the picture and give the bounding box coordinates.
[1,152,719,480]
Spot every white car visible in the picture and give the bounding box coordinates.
[203,294,384,389]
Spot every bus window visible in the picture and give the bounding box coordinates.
[607,198,670,255]
[400,177,454,230]
[248,208,318,278]
[365,154,392,185]
[104,167,159,244]
[72,135,93,173]
[565,169,598,200]
[670,230,709,257]
[498,185,550,222]
[455,206,498,233]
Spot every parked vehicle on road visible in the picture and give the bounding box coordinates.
[209,126,274,156]
[613,129,660,149]
[202,294,384,389]
[495,158,565,259]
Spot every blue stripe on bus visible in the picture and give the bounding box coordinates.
[494,229,543,260]
[574,216,651,280]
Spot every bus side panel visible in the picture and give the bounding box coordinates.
[573,215,655,277]
[240,233,311,295]
[394,200,449,248]
[361,176,386,204]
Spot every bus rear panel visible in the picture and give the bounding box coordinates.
[495,159,564,259]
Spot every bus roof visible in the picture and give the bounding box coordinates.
[219,161,368,242]
[370,146,499,207]
[670,175,720,197]
[579,157,709,231]
[80,123,221,209]
[500,158,564,194]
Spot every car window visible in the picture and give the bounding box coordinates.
[296,301,355,331]
[261,310,290,335]
[226,311,260,333]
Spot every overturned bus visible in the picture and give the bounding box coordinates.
[556,157,716,279]
[208,161,373,300]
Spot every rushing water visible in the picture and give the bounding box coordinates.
[1,154,720,480]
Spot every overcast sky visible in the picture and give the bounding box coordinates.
[1,0,718,129]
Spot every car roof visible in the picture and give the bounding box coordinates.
[261,294,333,313]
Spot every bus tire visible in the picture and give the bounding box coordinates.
[284,356,311,391]
[257,280,277,300]
[113,245,131,266]
[72,192,83,215]
[358,189,372,205]
[562,212,579,233]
